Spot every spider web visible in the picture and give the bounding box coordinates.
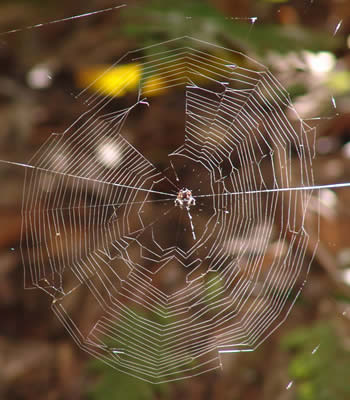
[15,36,327,383]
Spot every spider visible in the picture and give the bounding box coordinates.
[174,188,196,209]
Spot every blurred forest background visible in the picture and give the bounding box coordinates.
[0,0,350,399]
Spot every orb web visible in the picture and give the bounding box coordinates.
[20,36,318,383]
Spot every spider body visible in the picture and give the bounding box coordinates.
[175,188,196,209]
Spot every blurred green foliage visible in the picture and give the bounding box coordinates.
[120,0,339,56]
[87,360,169,400]
[281,321,350,400]
[328,71,350,94]
[86,307,173,398]
[204,271,224,305]
[260,0,289,3]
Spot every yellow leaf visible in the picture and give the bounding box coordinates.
[76,63,142,97]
